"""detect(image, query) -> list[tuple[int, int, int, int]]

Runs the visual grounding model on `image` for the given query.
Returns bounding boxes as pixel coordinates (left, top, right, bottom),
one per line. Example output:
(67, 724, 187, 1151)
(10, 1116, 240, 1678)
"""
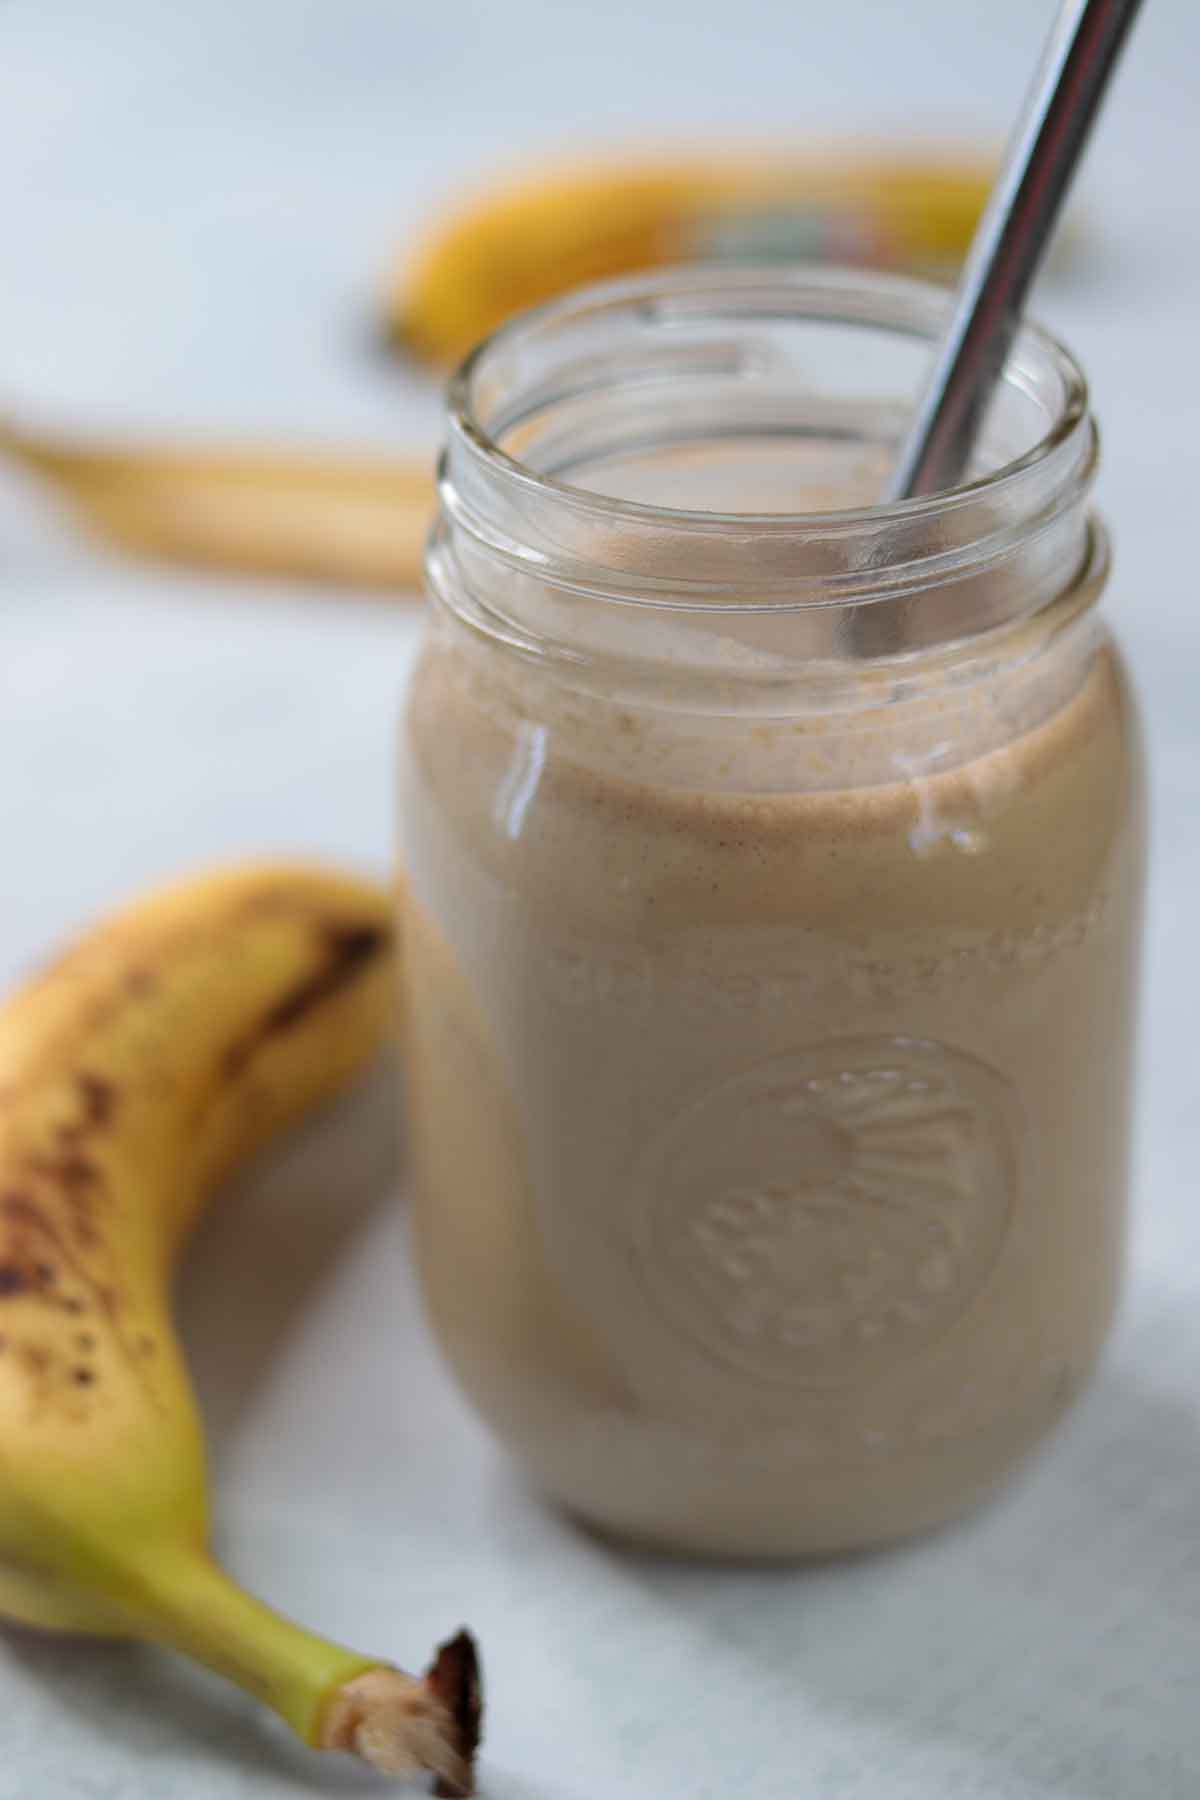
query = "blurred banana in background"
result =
(0, 419, 433, 593)
(3, 139, 1084, 594)
(387, 142, 1003, 366)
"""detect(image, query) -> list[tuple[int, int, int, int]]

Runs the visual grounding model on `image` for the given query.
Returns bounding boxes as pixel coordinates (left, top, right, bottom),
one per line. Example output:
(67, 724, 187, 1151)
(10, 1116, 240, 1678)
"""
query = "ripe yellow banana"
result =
(1, 418, 434, 592)
(389, 142, 1001, 365)
(0, 863, 481, 1793)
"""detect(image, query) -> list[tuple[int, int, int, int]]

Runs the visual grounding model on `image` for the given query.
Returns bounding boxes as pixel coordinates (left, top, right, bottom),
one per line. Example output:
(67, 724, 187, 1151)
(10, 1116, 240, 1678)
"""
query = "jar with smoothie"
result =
(399, 268, 1145, 1558)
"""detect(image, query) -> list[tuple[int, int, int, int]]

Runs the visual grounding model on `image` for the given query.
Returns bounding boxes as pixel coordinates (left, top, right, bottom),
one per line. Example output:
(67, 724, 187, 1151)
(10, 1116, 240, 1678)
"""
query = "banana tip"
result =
(375, 307, 428, 366)
(426, 1629, 483, 1798)
(320, 1630, 483, 1793)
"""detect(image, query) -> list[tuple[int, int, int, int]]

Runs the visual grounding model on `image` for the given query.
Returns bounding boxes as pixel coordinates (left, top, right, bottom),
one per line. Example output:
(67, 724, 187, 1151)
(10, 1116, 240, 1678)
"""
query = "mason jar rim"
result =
(446, 264, 1091, 535)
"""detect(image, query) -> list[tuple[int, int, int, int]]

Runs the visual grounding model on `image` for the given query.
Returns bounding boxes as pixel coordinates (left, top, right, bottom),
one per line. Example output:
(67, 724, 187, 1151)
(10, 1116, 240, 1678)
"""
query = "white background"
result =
(1, 2, 1199, 1795)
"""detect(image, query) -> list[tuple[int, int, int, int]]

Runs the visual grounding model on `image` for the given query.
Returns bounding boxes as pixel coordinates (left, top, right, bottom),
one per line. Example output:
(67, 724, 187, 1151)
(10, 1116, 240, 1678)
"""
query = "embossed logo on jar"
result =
(630, 1038, 1018, 1386)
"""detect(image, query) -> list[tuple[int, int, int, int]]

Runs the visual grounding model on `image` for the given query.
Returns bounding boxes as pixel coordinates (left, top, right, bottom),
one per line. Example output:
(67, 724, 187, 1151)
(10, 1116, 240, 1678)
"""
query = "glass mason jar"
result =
(399, 268, 1145, 1558)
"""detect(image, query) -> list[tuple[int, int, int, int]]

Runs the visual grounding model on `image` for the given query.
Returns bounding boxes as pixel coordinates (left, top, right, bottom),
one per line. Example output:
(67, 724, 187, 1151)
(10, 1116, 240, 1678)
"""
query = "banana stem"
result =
(121, 1543, 374, 1739)
(116, 1544, 480, 1791)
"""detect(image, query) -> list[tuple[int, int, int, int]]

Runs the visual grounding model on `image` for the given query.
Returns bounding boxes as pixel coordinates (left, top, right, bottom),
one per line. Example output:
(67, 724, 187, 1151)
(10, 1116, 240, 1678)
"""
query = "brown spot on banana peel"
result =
(30, 1077, 115, 1154)
(76, 1073, 116, 1129)
(23, 1151, 105, 1253)
(0, 1209, 61, 1298)
(34, 1152, 100, 1190)
(56, 1073, 118, 1148)
(221, 921, 391, 1082)
(0, 1194, 162, 1414)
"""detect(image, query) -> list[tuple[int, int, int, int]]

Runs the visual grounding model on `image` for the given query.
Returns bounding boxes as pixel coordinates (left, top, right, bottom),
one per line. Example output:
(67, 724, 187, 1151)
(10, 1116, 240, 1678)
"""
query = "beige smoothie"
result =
(399, 563, 1143, 1555)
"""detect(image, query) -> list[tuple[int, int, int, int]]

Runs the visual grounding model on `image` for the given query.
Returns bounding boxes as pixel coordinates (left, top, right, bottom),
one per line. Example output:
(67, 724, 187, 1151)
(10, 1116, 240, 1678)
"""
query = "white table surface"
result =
(2, 2, 1199, 1795)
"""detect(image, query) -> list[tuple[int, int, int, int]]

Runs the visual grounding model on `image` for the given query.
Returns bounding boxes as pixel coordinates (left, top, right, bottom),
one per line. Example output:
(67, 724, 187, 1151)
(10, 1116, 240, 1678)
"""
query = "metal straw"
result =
(885, 0, 1145, 503)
